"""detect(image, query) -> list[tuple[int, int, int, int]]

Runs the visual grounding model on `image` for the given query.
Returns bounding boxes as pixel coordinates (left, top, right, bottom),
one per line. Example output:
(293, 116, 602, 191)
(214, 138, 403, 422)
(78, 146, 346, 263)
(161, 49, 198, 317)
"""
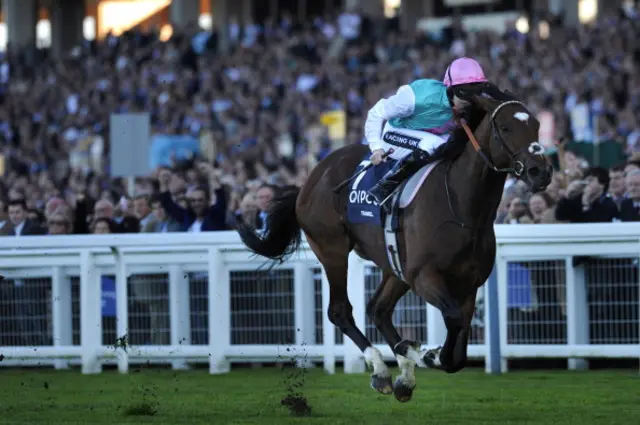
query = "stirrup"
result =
(369, 184, 394, 206)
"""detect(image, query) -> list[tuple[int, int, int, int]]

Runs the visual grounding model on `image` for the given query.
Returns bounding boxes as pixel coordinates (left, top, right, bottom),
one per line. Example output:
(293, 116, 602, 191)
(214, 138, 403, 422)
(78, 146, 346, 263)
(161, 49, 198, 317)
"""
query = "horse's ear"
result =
(504, 89, 519, 99)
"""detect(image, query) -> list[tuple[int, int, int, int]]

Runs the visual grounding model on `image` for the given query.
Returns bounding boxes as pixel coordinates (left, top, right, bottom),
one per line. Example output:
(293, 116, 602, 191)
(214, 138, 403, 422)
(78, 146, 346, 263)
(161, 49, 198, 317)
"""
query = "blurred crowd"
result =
(2, 5, 640, 238)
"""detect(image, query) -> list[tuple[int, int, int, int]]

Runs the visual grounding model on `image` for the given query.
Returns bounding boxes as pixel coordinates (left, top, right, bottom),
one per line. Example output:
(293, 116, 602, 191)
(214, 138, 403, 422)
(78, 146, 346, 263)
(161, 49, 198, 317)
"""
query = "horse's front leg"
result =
(428, 289, 478, 373)
(414, 287, 478, 374)
(390, 340, 422, 402)
(410, 267, 470, 373)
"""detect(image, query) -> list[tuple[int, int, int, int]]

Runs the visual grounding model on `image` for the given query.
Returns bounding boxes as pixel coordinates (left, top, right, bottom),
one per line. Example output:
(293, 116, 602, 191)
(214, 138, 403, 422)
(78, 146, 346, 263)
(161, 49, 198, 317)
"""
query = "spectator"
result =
(70, 194, 91, 234)
(608, 164, 627, 208)
(7, 199, 46, 236)
(528, 192, 557, 223)
(94, 199, 140, 233)
(133, 194, 156, 231)
(619, 170, 640, 221)
(337, 6, 362, 45)
(230, 191, 259, 229)
(45, 197, 67, 221)
(253, 184, 277, 234)
(143, 194, 181, 233)
(158, 168, 227, 232)
(47, 212, 73, 235)
(545, 173, 567, 203)
(113, 196, 140, 232)
(497, 197, 533, 224)
(27, 209, 45, 228)
(93, 200, 114, 222)
(0, 199, 13, 235)
(624, 160, 640, 175)
(92, 217, 115, 234)
(168, 176, 188, 209)
(555, 167, 619, 223)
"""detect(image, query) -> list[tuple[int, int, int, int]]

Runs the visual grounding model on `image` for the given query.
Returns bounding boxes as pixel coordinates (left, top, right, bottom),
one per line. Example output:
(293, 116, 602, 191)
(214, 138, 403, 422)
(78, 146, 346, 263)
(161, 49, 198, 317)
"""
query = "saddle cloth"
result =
(346, 152, 441, 281)
(346, 152, 441, 226)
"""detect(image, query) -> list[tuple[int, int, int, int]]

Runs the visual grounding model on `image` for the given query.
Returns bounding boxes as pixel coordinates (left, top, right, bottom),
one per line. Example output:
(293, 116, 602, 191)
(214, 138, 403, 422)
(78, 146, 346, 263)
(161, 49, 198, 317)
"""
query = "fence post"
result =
(637, 242, 640, 374)
(321, 267, 336, 374)
(485, 263, 502, 375)
(638, 241, 640, 374)
(565, 256, 589, 370)
(114, 248, 129, 373)
(80, 250, 102, 374)
(344, 252, 366, 373)
(169, 264, 191, 370)
(294, 262, 315, 368)
(51, 266, 72, 370)
(208, 248, 230, 374)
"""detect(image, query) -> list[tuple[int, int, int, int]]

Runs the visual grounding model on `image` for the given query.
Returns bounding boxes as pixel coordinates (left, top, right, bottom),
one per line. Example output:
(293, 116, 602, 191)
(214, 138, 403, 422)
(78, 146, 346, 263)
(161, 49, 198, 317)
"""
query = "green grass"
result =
(0, 366, 638, 424)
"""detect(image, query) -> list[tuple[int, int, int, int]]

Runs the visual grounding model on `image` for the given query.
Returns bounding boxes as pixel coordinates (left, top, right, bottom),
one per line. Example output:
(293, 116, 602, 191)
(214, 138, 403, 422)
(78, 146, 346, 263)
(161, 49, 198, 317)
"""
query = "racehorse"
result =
(237, 84, 552, 402)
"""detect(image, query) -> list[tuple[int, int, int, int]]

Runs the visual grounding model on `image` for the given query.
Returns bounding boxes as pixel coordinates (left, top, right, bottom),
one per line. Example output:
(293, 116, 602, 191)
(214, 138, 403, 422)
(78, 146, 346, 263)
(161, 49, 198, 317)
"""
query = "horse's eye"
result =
(499, 125, 510, 133)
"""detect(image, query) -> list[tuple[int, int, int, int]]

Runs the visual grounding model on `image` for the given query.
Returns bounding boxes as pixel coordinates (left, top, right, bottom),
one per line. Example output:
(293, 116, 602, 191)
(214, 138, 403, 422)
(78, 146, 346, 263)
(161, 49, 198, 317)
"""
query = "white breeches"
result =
(378, 122, 450, 161)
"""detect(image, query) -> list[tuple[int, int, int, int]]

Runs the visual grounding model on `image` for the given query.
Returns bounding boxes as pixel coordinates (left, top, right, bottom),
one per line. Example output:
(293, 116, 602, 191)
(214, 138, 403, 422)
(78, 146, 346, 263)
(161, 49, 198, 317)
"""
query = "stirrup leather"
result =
(378, 190, 397, 209)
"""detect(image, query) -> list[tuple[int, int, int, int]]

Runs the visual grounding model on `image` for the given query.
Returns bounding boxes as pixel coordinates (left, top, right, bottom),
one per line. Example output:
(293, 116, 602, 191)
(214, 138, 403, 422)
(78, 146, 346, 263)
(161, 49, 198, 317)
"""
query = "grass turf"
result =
(0, 366, 638, 424)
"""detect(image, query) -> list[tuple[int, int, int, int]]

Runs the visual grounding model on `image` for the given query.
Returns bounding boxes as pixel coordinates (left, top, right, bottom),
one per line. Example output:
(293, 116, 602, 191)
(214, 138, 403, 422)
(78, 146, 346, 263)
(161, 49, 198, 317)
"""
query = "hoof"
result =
(392, 378, 415, 403)
(370, 374, 393, 395)
(420, 346, 442, 369)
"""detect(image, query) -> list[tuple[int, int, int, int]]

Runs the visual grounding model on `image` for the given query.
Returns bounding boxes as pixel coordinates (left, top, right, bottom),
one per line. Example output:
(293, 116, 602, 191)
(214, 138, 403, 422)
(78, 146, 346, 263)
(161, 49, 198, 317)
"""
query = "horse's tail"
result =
(236, 187, 302, 265)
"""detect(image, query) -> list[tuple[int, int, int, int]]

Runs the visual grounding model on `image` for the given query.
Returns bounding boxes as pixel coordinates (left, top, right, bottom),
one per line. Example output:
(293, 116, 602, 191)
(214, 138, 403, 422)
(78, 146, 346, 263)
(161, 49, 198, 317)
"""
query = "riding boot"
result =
(368, 151, 431, 213)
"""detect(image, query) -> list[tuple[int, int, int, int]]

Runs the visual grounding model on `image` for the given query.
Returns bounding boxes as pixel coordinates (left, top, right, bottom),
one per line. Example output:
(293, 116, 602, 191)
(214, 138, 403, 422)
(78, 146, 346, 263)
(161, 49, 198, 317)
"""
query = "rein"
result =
(444, 99, 529, 230)
(455, 100, 528, 177)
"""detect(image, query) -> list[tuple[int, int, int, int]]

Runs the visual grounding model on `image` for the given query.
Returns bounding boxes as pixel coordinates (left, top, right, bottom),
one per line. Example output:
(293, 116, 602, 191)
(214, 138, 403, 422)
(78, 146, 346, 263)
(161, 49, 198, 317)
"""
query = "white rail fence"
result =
(0, 223, 638, 375)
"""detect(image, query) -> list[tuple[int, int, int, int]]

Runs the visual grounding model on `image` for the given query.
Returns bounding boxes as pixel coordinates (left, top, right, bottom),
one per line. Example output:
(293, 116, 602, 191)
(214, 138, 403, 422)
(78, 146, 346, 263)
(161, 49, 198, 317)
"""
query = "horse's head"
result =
(470, 94, 553, 193)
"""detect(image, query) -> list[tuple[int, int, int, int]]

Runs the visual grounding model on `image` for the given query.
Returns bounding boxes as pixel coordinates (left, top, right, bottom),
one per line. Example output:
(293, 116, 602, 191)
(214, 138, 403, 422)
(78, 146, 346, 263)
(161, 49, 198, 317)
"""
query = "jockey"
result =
(364, 57, 489, 210)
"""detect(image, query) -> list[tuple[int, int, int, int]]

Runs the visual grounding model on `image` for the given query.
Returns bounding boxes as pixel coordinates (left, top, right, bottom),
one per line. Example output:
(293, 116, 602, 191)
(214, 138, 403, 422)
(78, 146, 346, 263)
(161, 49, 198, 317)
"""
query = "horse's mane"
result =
(433, 83, 521, 163)
(467, 82, 521, 103)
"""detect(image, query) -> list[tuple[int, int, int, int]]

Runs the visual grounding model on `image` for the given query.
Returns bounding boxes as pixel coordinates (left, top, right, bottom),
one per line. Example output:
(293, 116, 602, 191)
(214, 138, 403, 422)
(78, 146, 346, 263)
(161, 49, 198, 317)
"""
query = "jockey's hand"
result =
(370, 149, 386, 165)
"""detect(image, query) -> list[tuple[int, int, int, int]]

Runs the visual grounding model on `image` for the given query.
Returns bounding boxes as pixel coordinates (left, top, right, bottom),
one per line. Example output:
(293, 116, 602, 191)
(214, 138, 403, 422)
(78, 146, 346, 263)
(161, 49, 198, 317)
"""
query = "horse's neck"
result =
(450, 139, 506, 229)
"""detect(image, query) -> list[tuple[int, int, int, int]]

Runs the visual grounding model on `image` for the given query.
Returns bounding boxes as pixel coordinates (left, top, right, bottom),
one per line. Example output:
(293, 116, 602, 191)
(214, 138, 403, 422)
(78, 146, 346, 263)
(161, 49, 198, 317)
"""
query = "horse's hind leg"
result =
(305, 232, 381, 389)
(367, 272, 419, 402)
(367, 271, 409, 352)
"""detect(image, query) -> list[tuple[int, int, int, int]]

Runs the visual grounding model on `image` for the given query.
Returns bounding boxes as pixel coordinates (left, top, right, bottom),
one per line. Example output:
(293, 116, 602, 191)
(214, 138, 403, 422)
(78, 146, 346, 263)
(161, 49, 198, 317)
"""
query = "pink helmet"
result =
(443, 57, 488, 87)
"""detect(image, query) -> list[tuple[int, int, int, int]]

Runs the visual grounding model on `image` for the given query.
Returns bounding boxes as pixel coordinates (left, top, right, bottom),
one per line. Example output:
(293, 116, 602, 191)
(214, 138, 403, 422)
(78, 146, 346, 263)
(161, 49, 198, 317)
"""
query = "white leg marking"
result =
(418, 346, 442, 368)
(403, 345, 422, 364)
(364, 347, 390, 378)
(395, 354, 416, 389)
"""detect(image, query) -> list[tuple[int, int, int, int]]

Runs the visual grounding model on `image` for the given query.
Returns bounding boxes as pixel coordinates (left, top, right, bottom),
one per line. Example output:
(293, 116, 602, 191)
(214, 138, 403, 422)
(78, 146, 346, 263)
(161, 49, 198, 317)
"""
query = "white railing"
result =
(0, 223, 638, 374)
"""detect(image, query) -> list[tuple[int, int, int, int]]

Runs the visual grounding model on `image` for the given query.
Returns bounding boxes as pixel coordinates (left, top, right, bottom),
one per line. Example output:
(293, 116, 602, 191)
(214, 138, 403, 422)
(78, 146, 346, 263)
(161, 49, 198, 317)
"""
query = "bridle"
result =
(455, 99, 531, 178)
(442, 98, 535, 232)
(445, 61, 531, 177)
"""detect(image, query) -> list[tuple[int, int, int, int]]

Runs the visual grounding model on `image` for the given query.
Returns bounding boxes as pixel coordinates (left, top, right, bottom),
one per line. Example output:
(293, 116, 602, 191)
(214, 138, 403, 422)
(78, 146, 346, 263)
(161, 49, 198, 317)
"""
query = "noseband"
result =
(456, 99, 531, 177)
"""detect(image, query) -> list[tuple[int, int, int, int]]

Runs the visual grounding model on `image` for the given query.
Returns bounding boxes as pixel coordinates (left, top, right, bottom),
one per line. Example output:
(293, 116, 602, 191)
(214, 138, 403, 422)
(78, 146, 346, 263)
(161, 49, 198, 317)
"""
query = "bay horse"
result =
(237, 84, 552, 402)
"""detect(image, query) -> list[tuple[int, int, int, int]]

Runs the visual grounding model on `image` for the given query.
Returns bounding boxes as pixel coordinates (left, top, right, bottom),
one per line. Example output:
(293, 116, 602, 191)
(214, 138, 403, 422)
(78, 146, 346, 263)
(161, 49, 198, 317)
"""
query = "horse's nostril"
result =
(528, 166, 541, 177)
